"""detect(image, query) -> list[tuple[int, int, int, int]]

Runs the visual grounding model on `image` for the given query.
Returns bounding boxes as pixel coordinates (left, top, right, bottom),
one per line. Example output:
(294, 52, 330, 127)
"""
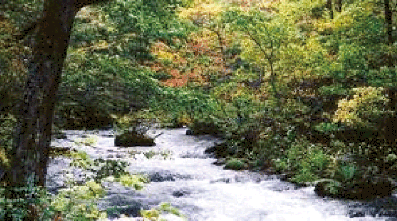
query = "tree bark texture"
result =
(4, 0, 112, 189)
(326, 0, 334, 19)
(384, 0, 394, 67)
(384, 0, 393, 45)
(7, 0, 77, 188)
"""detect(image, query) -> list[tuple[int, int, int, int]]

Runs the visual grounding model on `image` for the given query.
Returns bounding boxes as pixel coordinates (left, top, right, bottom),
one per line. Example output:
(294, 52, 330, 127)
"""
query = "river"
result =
(48, 128, 397, 221)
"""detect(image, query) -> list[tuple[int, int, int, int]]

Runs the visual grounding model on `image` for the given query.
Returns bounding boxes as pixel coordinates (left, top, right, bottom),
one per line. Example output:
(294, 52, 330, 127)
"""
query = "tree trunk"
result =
(5, 0, 78, 188)
(335, 0, 342, 12)
(2, 0, 111, 219)
(326, 0, 334, 19)
(385, 0, 393, 45)
(384, 0, 394, 67)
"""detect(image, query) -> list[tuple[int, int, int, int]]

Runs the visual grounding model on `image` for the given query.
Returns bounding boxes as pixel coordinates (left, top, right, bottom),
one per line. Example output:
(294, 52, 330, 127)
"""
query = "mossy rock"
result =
(224, 158, 246, 170)
(188, 122, 222, 136)
(115, 131, 155, 147)
(204, 142, 234, 158)
(314, 178, 395, 199)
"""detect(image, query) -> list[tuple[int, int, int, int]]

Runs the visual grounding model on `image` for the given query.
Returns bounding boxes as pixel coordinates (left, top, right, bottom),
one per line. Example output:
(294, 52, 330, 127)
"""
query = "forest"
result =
(1, 0, 397, 220)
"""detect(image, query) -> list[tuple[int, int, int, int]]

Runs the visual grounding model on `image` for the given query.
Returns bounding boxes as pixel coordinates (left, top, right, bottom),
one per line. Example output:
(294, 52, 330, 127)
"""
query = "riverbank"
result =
(46, 128, 397, 220)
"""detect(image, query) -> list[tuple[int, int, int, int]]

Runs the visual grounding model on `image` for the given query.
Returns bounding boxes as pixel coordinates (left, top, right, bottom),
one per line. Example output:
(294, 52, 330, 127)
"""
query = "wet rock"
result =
(314, 179, 340, 198)
(269, 182, 299, 192)
(186, 129, 194, 135)
(105, 202, 145, 218)
(149, 172, 175, 182)
(315, 178, 395, 200)
(188, 122, 221, 136)
(99, 184, 150, 219)
(49, 146, 71, 157)
(204, 142, 234, 158)
(346, 196, 397, 219)
(210, 178, 231, 184)
(172, 190, 191, 198)
(148, 172, 191, 182)
(179, 151, 208, 159)
(348, 210, 365, 218)
(213, 158, 226, 166)
(115, 131, 155, 147)
(53, 131, 67, 139)
(46, 158, 72, 194)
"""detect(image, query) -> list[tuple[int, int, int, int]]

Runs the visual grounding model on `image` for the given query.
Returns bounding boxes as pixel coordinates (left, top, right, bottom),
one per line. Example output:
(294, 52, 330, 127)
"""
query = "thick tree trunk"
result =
(7, 0, 78, 188)
(1, 0, 111, 219)
(4, 0, 112, 188)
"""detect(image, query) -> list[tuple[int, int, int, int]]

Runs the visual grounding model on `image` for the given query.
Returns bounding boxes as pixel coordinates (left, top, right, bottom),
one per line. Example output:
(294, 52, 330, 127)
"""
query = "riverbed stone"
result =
(172, 190, 191, 198)
(186, 129, 194, 135)
(115, 131, 155, 147)
(213, 158, 226, 166)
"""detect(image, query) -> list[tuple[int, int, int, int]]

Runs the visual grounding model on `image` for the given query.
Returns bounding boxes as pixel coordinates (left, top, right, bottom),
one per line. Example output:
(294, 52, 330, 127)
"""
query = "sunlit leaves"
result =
(333, 87, 391, 127)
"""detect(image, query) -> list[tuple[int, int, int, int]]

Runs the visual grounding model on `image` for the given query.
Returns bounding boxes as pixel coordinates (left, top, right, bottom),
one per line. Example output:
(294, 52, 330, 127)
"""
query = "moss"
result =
(224, 158, 245, 170)
(115, 131, 155, 147)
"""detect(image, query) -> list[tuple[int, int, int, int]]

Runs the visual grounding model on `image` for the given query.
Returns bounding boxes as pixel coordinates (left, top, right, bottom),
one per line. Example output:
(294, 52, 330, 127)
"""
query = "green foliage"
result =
(143, 150, 173, 160)
(51, 181, 107, 220)
(224, 158, 245, 170)
(70, 150, 94, 170)
(2, 0, 397, 202)
(140, 202, 186, 221)
(75, 135, 98, 147)
(58, 53, 161, 129)
(149, 87, 219, 127)
(275, 139, 330, 183)
(333, 86, 391, 127)
(158, 203, 184, 217)
(314, 122, 342, 134)
(141, 208, 160, 220)
(0, 182, 56, 221)
(0, 114, 16, 168)
(91, 159, 129, 181)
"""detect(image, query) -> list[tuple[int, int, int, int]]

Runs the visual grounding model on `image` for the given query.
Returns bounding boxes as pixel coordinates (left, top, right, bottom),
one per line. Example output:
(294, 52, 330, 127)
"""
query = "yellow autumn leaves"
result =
(333, 87, 390, 126)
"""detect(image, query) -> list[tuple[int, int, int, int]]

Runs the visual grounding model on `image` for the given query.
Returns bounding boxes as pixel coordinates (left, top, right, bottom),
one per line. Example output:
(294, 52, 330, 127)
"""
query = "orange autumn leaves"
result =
(150, 36, 228, 87)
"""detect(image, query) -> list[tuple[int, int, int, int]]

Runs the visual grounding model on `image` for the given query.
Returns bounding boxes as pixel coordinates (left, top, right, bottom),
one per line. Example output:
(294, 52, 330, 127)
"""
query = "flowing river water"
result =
(48, 128, 397, 221)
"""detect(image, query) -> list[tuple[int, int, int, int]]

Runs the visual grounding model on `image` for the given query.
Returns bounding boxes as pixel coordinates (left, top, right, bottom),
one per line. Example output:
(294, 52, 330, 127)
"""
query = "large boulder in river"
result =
(115, 131, 155, 147)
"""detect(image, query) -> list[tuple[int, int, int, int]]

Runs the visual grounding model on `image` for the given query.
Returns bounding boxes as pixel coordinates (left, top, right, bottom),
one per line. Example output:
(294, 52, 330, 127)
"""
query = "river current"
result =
(48, 128, 397, 221)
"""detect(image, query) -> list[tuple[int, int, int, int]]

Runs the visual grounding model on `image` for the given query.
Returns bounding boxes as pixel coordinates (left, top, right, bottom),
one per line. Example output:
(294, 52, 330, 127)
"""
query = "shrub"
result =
(333, 87, 391, 128)
(140, 202, 185, 221)
(224, 158, 245, 170)
(275, 138, 330, 183)
(51, 181, 107, 220)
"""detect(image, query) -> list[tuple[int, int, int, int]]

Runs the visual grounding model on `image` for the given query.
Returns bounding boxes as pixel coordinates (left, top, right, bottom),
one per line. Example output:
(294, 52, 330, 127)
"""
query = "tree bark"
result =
(326, 0, 334, 19)
(335, 0, 342, 12)
(5, 0, 78, 188)
(384, 0, 393, 45)
(384, 0, 394, 67)
(2, 0, 111, 218)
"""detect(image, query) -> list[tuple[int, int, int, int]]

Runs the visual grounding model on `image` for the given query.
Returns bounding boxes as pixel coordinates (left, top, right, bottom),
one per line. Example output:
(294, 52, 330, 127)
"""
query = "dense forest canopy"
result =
(1, 0, 397, 219)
